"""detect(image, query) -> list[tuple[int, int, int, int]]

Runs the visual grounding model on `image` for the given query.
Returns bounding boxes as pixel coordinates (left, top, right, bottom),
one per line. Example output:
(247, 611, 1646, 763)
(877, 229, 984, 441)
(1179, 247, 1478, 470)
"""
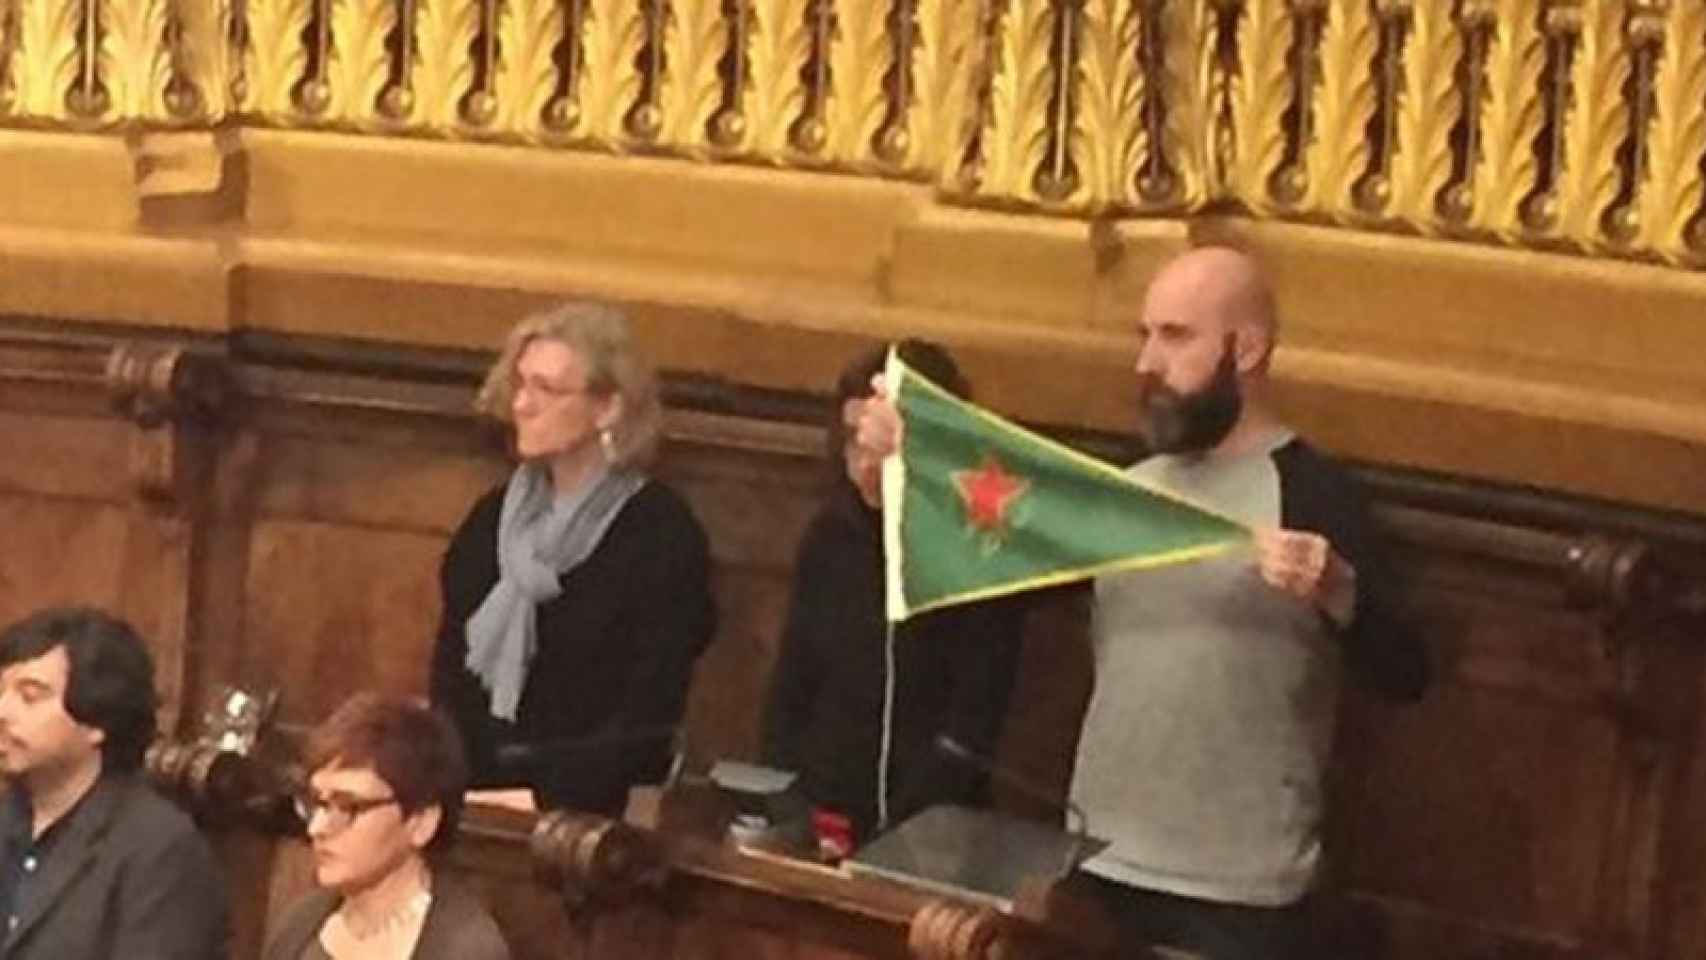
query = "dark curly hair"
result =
(825, 338, 971, 474)
(0, 607, 159, 774)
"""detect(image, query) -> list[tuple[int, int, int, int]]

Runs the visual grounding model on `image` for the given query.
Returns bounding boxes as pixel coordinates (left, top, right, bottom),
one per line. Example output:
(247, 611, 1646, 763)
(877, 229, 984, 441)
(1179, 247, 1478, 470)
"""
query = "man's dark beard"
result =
(1140, 346, 1243, 454)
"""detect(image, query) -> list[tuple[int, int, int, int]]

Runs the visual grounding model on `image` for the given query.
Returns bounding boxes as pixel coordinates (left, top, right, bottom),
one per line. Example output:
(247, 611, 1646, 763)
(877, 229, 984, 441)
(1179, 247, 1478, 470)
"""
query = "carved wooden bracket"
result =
(105, 342, 230, 502)
(144, 738, 298, 832)
(530, 809, 663, 918)
(908, 899, 1002, 960)
(106, 342, 228, 429)
(1564, 535, 1704, 632)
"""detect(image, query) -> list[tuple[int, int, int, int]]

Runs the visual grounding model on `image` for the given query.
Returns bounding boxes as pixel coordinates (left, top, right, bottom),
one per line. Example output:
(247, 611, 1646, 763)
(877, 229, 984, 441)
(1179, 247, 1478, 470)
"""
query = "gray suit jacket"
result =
(261, 873, 510, 960)
(0, 773, 229, 960)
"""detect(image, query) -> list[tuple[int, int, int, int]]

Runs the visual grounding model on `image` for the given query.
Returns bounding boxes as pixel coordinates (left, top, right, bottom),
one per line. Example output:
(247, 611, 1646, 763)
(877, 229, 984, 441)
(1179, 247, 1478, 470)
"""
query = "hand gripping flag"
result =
(881, 351, 1251, 622)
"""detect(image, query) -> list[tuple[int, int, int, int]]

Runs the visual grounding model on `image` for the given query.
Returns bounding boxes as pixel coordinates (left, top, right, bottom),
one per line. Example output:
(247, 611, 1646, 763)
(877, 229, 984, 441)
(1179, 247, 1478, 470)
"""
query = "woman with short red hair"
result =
(262, 693, 509, 960)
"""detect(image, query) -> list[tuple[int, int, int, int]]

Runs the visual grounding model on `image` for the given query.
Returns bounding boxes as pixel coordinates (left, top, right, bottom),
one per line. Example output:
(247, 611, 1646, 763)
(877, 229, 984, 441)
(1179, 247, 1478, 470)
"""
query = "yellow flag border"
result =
(883, 352, 1252, 621)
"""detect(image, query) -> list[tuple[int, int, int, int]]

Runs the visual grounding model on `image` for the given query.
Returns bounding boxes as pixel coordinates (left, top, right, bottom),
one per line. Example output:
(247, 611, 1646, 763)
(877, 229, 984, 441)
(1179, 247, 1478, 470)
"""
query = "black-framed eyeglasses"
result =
(293, 790, 400, 834)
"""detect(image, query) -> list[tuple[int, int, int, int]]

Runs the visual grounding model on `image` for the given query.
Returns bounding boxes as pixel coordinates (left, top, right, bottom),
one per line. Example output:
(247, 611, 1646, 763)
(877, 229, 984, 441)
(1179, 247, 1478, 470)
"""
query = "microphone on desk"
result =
(934, 733, 1093, 881)
(494, 724, 683, 771)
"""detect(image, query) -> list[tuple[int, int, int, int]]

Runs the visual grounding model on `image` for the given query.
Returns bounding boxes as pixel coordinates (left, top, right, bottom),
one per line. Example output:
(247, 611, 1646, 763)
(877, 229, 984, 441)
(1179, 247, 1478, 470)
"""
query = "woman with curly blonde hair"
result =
(429, 303, 715, 814)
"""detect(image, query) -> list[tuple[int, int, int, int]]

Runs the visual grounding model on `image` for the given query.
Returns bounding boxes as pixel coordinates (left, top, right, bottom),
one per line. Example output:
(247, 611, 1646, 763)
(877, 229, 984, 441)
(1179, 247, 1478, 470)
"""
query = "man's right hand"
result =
(852, 374, 904, 459)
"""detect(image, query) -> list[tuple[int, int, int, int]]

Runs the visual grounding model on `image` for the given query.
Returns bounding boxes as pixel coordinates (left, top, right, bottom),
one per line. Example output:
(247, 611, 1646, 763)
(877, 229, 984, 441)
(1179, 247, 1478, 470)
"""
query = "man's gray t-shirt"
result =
(1071, 430, 1343, 907)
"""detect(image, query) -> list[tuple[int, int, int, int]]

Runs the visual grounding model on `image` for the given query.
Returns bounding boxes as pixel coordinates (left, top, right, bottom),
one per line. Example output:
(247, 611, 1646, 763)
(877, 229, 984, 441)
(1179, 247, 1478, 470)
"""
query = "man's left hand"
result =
(1254, 528, 1357, 626)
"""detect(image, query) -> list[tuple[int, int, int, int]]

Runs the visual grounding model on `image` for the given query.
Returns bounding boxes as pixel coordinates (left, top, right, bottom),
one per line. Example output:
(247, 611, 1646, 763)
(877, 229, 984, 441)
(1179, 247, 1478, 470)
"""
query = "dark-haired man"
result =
(0, 607, 228, 960)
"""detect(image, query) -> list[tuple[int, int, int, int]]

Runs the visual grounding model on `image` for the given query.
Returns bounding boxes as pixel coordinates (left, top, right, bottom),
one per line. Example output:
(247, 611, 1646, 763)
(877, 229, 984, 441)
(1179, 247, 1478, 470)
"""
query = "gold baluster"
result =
(1388, 0, 1459, 229)
(463, 0, 499, 126)
(828, 0, 894, 166)
(406, 0, 478, 129)
(1148, 0, 1227, 208)
(872, 0, 916, 168)
(1466, 0, 1545, 240)
(1034, 0, 1081, 202)
(245, 0, 311, 119)
(913, 0, 985, 181)
(0, 0, 19, 115)
(708, 0, 752, 149)
(1555, 0, 1631, 249)
(1227, 0, 1296, 213)
(747, 0, 809, 156)
(327, 0, 398, 124)
(1517, 0, 1579, 236)
(295, 0, 332, 115)
(1602, 0, 1661, 246)
(378, 0, 413, 120)
(498, 0, 565, 137)
(1300, 0, 1377, 216)
(625, 0, 666, 141)
(1352, 0, 1410, 217)
(580, 0, 646, 145)
(103, 0, 173, 120)
(1267, 0, 1324, 209)
(1437, 0, 1494, 227)
(978, 0, 1054, 200)
(1069, 0, 1140, 209)
(790, 0, 833, 155)
(66, 0, 108, 118)
(541, 0, 585, 135)
(1639, 0, 1706, 261)
(661, 0, 729, 151)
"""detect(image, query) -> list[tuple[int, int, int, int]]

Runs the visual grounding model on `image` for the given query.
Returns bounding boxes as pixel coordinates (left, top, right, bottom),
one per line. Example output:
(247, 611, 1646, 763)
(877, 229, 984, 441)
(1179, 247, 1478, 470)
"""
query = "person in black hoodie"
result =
(761, 340, 1025, 843)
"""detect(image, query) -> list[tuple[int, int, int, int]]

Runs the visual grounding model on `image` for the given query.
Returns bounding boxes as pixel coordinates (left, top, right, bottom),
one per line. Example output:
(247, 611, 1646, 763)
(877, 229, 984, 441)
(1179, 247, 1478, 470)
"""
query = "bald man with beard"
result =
(854, 247, 1428, 959)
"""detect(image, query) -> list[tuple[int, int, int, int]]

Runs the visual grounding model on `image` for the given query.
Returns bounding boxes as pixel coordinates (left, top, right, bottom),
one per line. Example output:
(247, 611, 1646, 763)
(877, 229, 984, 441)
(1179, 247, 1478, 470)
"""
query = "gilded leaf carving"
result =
(0, 4, 16, 114)
(1389, 0, 1461, 229)
(327, 0, 397, 122)
(15, 0, 80, 117)
(1159, 0, 1224, 206)
(581, 0, 646, 143)
(1072, 0, 1143, 207)
(1468, 7, 1544, 237)
(748, 0, 811, 154)
(1639, 0, 1706, 259)
(174, 0, 233, 118)
(827, 0, 892, 165)
(1558, 0, 1630, 244)
(414, 0, 480, 128)
(1227, 0, 1293, 212)
(101, 0, 173, 119)
(910, 0, 982, 172)
(1303, 0, 1378, 214)
(662, 0, 729, 149)
(496, 0, 565, 136)
(244, 0, 311, 117)
(980, 0, 1054, 200)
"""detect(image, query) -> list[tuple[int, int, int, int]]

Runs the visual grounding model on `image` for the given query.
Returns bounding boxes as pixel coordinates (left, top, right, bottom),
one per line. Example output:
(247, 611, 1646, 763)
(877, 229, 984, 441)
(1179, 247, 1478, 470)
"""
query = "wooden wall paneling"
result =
(0, 364, 132, 627)
(1329, 522, 1620, 954)
(232, 371, 508, 725)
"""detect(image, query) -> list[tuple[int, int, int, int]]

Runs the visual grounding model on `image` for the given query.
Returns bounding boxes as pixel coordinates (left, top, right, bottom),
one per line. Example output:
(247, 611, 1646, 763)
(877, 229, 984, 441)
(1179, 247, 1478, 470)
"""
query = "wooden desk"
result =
(145, 744, 1180, 960)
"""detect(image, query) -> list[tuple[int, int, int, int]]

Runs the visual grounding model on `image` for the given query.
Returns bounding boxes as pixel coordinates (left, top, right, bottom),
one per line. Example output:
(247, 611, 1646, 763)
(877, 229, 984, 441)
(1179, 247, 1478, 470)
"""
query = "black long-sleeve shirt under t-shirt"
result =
(430, 479, 716, 815)
(762, 484, 1026, 841)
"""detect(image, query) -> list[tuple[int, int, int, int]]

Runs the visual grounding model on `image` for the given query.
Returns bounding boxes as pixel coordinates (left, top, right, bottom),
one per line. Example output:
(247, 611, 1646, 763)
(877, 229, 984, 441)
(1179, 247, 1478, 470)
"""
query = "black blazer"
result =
(430, 479, 716, 814)
(0, 773, 228, 960)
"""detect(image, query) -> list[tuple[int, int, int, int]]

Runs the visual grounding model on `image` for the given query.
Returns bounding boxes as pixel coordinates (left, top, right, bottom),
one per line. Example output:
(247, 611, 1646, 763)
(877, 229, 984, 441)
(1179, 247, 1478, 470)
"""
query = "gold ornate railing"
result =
(2, 0, 1704, 263)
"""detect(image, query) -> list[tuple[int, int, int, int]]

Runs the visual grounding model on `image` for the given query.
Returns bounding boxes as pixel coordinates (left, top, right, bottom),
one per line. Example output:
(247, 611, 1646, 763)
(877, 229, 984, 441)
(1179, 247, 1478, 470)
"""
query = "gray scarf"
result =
(464, 462, 646, 720)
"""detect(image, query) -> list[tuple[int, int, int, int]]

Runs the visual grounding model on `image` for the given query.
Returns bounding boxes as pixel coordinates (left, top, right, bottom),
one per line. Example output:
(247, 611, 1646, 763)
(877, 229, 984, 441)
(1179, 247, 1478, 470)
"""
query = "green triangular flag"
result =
(881, 351, 1251, 621)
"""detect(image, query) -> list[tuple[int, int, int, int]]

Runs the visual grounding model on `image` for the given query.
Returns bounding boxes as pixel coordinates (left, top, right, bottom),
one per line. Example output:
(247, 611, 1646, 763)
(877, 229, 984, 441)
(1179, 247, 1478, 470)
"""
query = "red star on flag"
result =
(954, 454, 1030, 535)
